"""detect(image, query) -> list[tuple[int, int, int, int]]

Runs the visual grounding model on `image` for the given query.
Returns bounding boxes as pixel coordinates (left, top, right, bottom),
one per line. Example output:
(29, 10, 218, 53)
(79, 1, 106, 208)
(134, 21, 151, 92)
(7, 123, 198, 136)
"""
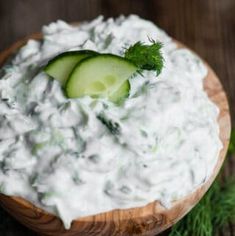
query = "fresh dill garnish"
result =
(169, 129, 235, 236)
(124, 39, 164, 75)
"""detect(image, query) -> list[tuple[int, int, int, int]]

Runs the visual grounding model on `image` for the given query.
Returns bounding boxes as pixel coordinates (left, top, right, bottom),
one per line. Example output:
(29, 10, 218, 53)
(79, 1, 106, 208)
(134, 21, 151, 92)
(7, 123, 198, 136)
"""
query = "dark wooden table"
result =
(0, 0, 234, 235)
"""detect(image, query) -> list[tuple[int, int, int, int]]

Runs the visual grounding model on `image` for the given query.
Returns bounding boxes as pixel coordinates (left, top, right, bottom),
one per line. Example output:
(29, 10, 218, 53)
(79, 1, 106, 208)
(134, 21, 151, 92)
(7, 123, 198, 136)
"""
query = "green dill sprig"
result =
(212, 178, 235, 229)
(169, 183, 216, 236)
(124, 39, 164, 75)
(169, 179, 235, 236)
(228, 129, 235, 155)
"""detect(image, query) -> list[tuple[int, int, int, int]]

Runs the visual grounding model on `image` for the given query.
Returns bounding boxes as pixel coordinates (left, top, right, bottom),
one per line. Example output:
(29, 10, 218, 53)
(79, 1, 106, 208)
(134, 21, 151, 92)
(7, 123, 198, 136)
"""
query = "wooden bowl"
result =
(0, 32, 231, 236)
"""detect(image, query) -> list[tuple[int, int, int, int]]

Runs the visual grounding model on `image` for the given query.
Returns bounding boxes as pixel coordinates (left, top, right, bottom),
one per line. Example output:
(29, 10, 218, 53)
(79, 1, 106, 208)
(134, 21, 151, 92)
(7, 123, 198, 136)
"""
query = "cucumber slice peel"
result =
(44, 50, 97, 86)
(65, 54, 137, 102)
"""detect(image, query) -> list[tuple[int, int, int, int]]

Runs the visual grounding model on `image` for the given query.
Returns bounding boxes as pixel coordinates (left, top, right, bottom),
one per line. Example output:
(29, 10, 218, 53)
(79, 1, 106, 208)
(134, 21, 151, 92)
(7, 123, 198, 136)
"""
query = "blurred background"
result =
(0, 0, 234, 235)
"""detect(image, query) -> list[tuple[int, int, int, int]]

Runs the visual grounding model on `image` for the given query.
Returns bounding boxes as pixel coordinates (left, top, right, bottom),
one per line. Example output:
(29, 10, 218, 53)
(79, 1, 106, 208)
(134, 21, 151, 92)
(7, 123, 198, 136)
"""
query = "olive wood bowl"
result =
(0, 31, 231, 236)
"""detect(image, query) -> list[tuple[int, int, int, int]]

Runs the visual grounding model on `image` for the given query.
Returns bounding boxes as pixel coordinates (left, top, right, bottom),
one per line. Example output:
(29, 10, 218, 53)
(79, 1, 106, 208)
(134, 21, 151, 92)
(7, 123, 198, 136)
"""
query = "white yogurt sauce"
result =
(0, 15, 222, 229)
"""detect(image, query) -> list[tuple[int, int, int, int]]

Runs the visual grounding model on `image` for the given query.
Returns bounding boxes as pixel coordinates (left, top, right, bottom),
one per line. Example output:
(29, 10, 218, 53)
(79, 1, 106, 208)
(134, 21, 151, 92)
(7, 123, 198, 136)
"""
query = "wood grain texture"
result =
(0, 30, 231, 236)
(0, 1, 234, 235)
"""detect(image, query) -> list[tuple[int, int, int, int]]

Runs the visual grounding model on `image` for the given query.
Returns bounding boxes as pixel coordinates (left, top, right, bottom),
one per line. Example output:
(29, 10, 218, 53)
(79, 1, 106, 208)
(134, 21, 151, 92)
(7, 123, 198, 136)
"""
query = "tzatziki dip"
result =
(0, 15, 222, 229)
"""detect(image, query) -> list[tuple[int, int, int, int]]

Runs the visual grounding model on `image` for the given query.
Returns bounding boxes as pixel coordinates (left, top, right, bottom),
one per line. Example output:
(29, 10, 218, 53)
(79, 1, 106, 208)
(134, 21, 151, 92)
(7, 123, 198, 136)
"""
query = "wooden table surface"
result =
(0, 0, 234, 235)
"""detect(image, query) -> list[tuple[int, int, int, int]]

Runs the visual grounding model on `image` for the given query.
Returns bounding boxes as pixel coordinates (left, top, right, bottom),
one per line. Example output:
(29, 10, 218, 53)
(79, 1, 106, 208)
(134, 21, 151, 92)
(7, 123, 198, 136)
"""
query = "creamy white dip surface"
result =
(0, 15, 222, 229)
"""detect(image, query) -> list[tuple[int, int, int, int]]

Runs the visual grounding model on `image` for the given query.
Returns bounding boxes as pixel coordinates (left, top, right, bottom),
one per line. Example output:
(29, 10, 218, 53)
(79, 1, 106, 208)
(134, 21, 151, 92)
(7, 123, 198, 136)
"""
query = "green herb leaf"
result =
(169, 179, 235, 236)
(97, 113, 121, 135)
(169, 183, 216, 236)
(124, 39, 164, 75)
(228, 129, 235, 155)
(212, 178, 235, 229)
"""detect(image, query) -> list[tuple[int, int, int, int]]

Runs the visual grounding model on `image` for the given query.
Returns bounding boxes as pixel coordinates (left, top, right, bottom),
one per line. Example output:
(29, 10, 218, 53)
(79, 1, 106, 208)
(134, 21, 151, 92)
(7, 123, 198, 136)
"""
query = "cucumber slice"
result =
(109, 80, 130, 103)
(65, 54, 137, 102)
(44, 50, 97, 86)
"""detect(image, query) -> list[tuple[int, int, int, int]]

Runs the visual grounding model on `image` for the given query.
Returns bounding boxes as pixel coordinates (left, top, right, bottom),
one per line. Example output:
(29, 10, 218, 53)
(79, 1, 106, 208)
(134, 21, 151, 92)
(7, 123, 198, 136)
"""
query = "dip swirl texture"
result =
(0, 15, 222, 229)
